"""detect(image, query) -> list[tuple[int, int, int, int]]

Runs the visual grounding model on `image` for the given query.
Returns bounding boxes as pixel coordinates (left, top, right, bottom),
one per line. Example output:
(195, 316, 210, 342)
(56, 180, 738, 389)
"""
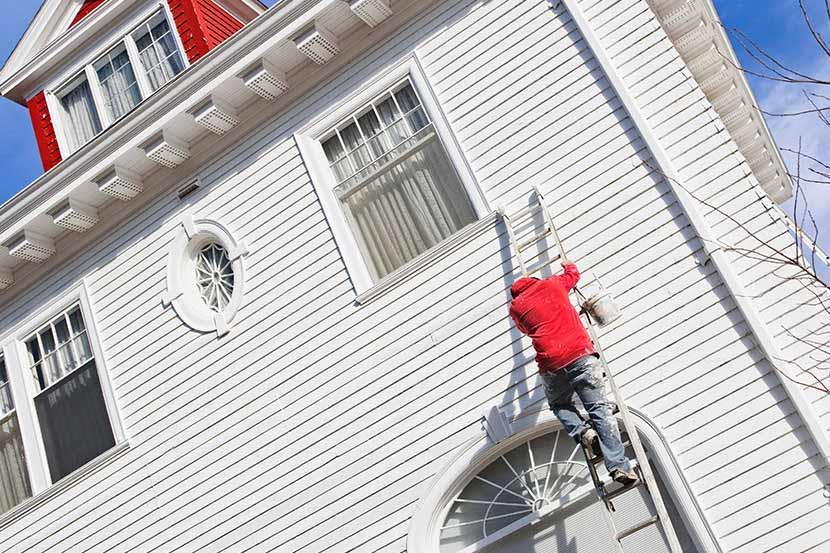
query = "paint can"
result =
(582, 288, 622, 327)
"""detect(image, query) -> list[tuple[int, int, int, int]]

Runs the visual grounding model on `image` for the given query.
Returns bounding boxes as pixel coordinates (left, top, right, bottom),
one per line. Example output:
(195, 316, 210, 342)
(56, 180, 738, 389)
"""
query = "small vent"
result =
(242, 60, 289, 101)
(721, 104, 752, 132)
(732, 124, 761, 149)
(193, 97, 240, 136)
(0, 268, 12, 290)
(350, 0, 393, 27)
(659, 2, 700, 39)
(144, 132, 190, 168)
(294, 24, 340, 65)
(97, 166, 144, 201)
(8, 231, 56, 263)
(52, 199, 99, 233)
(649, 0, 686, 14)
(699, 70, 733, 99)
(685, 45, 724, 80)
(177, 179, 201, 200)
(750, 157, 776, 181)
(673, 23, 711, 60)
(711, 87, 742, 114)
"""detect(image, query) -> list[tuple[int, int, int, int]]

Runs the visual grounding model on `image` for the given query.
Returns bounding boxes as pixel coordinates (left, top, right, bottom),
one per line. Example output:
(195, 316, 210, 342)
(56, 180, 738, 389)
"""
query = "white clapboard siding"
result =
(0, 0, 828, 551)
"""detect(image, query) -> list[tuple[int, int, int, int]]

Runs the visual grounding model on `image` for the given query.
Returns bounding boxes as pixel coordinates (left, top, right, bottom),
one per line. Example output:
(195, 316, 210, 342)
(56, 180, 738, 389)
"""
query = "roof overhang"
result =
(0, 0, 268, 105)
(648, 0, 793, 203)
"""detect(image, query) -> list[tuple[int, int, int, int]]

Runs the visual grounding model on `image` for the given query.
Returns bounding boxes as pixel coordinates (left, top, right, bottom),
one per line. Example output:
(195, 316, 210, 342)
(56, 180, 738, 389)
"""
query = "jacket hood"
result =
(510, 277, 540, 299)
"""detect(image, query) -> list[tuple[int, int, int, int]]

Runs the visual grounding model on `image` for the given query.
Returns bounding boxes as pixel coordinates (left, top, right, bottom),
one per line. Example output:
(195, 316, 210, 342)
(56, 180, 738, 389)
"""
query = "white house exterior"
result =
(0, 0, 828, 552)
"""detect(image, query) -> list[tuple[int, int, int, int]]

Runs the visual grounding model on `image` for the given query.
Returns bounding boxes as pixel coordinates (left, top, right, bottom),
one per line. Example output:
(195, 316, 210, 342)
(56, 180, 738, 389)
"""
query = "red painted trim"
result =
(70, 0, 107, 28)
(169, 0, 245, 64)
(27, 92, 63, 172)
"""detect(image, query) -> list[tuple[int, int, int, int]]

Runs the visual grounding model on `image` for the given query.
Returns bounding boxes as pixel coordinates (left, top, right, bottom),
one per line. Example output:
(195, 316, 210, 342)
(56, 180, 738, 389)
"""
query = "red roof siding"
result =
(170, 0, 244, 64)
(27, 92, 63, 172)
(197, 0, 244, 49)
(70, 0, 107, 28)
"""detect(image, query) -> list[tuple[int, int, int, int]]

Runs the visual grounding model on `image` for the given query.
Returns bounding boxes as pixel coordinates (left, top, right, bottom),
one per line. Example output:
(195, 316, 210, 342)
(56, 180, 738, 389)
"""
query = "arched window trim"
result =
(407, 406, 723, 553)
(163, 213, 248, 337)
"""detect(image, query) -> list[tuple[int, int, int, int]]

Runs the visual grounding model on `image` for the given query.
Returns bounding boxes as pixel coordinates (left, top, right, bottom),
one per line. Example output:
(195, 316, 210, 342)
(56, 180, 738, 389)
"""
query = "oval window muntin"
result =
(165, 215, 247, 337)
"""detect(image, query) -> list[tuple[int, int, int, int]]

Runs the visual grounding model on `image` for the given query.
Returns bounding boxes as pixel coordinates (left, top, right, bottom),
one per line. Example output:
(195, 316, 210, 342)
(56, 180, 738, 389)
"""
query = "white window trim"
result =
(295, 54, 489, 297)
(163, 213, 248, 337)
(0, 279, 125, 493)
(406, 406, 722, 553)
(45, 2, 189, 156)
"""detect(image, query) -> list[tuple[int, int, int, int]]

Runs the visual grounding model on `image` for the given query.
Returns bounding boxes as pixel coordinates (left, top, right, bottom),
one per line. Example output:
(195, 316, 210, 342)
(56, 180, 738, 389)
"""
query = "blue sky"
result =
(0, 1, 826, 247)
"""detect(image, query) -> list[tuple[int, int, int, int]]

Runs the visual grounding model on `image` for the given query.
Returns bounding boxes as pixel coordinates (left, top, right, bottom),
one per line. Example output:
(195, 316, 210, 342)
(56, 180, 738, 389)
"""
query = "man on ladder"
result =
(509, 257, 639, 486)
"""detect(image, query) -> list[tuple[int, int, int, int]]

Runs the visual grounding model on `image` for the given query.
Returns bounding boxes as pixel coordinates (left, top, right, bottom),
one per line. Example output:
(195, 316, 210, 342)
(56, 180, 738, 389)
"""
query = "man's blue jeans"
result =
(541, 354, 632, 473)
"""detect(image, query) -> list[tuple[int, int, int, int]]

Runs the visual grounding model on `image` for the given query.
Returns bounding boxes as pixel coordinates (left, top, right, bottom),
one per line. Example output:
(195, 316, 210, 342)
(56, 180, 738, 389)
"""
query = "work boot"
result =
(579, 428, 601, 459)
(610, 467, 639, 486)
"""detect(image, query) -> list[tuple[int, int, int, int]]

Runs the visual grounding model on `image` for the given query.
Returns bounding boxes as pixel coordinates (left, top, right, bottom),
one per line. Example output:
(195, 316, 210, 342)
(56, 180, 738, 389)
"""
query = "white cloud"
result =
(754, 56, 830, 254)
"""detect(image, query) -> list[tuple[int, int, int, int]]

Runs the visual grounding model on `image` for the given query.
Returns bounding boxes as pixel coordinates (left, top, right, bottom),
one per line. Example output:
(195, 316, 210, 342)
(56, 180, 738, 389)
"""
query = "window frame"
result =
(295, 55, 489, 296)
(93, 41, 145, 122)
(0, 280, 125, 494)
(406, 408, 721, 553)
(45, 3, 188, 156)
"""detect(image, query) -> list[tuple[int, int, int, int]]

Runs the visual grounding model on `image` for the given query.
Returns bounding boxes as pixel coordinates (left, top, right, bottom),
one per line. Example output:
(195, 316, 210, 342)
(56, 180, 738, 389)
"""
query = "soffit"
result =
(648, 0, 792, 203)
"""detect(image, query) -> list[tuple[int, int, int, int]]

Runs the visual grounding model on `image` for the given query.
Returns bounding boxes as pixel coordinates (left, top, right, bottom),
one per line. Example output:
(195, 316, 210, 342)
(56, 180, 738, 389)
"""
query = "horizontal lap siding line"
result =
(97, 179, 320, 346)
(8, 1, 818, 552)
(101, 181, 326, 369)
(90, 151, 308, 315)
(91, 142, 305, 310)
(0, 0, 494, 544)
(110, 213, 720, 544)
(584, 2, 830, 548)
(428, 0, 568, 93)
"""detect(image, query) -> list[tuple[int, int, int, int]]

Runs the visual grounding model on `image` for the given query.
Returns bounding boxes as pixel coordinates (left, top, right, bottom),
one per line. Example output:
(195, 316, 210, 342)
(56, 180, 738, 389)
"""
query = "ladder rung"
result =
(603, 478, 642, 502)
(517, 227, 552, 252)
(615, 515, 660, 541)
(526, 254, 562, 275)
(511, 203, 543, 220)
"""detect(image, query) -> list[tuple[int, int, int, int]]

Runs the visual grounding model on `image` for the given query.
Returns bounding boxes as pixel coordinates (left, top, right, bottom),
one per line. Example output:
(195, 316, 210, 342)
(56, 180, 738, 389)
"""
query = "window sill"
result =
(354, 211, 500, 305)
(0, 441, 131, 530)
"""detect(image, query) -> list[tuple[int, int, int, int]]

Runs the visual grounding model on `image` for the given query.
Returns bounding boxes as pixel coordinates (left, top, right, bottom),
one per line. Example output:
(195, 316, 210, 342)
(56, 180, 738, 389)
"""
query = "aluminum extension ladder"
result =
(499, 187, 684, 553)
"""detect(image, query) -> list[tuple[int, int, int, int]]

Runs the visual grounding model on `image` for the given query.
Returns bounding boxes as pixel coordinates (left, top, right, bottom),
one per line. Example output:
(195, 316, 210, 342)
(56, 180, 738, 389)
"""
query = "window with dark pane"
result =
(25, 306, 114, 482)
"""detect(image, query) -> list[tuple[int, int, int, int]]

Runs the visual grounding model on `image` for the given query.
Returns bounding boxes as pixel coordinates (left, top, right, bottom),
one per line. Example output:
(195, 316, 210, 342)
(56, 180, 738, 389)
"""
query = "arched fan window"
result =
(434, 426, 702, 553)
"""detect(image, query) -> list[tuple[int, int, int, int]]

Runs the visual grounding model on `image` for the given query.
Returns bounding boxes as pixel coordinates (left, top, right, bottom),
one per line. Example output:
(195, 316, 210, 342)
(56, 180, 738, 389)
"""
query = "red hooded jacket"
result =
(509, 263, 596, 373)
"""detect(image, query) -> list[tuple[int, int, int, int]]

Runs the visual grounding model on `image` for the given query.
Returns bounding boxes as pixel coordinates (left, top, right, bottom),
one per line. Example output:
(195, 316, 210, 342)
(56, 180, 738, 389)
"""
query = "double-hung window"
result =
(95, 44, 142, 121)
(57, 75, 103, 154)
(52, 9, 186, 155)
(318, 79, 478, 283)
(133, 13, 185, 92)
(24, 305, 115, 483)
(0, 357, 32, 515)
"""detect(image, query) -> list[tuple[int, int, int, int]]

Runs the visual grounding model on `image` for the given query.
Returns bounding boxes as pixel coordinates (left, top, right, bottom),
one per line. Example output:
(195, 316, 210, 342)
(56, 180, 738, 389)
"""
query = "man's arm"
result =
(559, 258, 580, 290)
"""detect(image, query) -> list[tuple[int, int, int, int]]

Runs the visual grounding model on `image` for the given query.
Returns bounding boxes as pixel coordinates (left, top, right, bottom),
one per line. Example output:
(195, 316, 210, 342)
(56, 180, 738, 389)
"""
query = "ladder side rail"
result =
(583, 318, 684, 552)
(499, 210, 529, 276)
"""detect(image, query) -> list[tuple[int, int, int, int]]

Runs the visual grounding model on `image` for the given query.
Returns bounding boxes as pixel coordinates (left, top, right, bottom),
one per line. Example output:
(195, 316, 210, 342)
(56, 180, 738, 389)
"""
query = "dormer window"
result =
(133, 13, 185, 92)
(57, 75, 103, 154)
(50, 9, 186, 155)
(94, 44, 142, 121)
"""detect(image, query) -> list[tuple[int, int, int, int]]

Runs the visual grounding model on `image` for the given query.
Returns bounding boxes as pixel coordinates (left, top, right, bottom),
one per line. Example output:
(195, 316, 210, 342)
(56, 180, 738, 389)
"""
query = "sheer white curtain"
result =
(0, 413, 31, 515)
(136, 19, 185, 91)
(323, 84, 476, 280)
(97, 48, 142, 120)
(0, 361, 31, 515)
(60, 79, 102, 153)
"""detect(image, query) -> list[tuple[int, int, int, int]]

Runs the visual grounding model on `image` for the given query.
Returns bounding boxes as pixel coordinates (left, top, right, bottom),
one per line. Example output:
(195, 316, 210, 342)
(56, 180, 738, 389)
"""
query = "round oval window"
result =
(165, 217, 246, 336)
(195, 243, 235, 312)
